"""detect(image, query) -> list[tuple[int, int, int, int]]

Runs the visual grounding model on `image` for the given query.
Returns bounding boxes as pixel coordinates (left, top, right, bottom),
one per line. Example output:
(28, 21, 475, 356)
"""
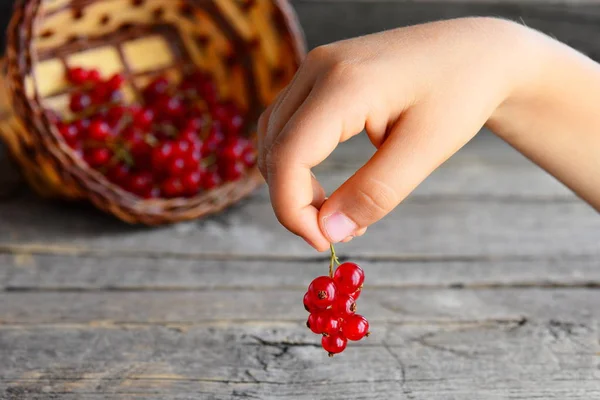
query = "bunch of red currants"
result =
(303, 245, 370, 357)
(54, 66, 256, 199)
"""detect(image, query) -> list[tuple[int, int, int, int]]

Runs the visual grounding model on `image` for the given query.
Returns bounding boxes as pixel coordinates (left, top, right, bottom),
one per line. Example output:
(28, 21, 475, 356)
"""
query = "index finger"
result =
(266, 80, 368, 251)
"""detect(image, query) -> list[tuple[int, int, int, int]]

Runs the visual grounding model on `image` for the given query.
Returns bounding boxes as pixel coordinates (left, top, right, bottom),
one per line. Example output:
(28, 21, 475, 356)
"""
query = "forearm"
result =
(488, 24, 600, 211)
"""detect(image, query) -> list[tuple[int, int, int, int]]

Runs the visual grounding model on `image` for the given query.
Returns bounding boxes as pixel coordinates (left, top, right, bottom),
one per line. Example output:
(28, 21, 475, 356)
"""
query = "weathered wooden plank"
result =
(2, 253, 599, 291)
(0, 289, 598, 325)
(1, 321, 598, 398)
(0, 192, 595, 259)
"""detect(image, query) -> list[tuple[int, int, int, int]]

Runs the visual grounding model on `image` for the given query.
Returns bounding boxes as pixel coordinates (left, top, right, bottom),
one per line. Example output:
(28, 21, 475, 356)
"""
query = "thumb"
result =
(318, 109, 476, 243)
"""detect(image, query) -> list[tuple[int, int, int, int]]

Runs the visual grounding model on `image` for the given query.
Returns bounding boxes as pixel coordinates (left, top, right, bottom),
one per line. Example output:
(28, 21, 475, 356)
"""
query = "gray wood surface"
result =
(1, 131, 599, 399)
(1, 1, 600, 398)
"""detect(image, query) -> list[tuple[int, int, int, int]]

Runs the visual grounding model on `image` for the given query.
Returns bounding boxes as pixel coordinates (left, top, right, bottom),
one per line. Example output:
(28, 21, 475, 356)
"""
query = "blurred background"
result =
(2, 2, 600, 398)
(1, 0, 599, 57)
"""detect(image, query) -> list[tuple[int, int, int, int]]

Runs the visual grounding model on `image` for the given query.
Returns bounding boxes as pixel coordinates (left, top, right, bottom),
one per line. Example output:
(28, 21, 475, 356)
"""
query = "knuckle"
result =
(322, 60, 360, 85)
(355, 179, 398, 217)
(264, 140, 284, 174)
(306, 44, 335, 65)
(273, 207, 293, 230)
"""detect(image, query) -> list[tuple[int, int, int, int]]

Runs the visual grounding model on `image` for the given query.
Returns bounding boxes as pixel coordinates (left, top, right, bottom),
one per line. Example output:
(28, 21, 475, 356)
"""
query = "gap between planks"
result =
(0, 242, 596, 263)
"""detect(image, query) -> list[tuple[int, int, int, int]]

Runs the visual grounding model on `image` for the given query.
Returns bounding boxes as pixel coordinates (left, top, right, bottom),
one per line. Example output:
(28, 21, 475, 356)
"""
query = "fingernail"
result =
(323, 212, 358, 243)
(342, 236, 354, 243)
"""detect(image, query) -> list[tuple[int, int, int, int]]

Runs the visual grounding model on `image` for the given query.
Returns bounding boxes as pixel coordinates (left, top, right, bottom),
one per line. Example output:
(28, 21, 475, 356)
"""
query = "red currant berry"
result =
(87, 69, 102, 83)
(332, 293, 357, 317)
(181, 171, 201, 196)
(303, 292, 314, 312)
(307, 310, 329, 334)
(225, 114, 244, 136)
(180, 129, 201, 145)
(106, 106, 127, 127)
(151, 142, 174, 170)
(351, 288, 362, 301)
(320, 310, 342, 335)
(220, 138, 248, 161)
(107, 73, 126, 91)
(342, 315, 370, 341)
(58, 123, 80, 144)
(143, 76, 170, 103)
(87, 120, 112, 141)
(333, 262, 365, 295)
(74, 118, 90, 131)
(183, 151, 201, 171)
(211, 103, 229, 123)
(241, 147, 257, 168)
(69, 92, 91, 113)
(219, 161, 245, 182)
(84, 148, 112, 167)
(201, 169, 222, 190)
(157, 95, 185, 120)
(66, 67, 89, 85)
(167, 157, 186, 176)
(203, 126, 225, 155)
(133, 108, 155, 129)
(90, 85, 109, 105)
(162, 177, 184, 198)
(307, 276, 337, 309)
(127, 172, 153, 195)
(322, 333, 347, 356)
(126, 134, 153, 169)
(173, 140, 191, 157)
(182, 114, 208, 132)
(122, 127, 145, 147)
(106, 163, 130, 185)
(198, 79, 218, 104)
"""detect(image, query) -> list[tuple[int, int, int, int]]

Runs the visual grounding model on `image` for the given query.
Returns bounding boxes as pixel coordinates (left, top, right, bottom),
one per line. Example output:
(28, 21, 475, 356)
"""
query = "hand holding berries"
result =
(304, 245, 369, 357)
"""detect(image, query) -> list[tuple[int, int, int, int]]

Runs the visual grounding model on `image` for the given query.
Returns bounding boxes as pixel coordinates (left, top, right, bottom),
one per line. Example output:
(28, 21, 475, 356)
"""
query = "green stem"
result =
(329, 244, 341, 278)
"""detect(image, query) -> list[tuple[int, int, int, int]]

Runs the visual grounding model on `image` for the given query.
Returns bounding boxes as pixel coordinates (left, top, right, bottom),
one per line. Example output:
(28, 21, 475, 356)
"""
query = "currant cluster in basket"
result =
(53, 66, 257, 199)
(304, 252, 369, 357)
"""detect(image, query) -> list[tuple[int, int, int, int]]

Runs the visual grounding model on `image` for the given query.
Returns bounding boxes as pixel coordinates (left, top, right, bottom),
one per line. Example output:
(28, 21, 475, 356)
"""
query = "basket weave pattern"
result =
(1, 0, 305, 224)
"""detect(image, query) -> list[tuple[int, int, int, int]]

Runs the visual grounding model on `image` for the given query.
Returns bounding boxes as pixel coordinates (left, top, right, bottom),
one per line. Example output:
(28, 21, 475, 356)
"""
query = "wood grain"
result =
(2, 321, 598, 399)
(2, 253, 599, 291)
(0, 2, 599, 399)
(1, 288, 599, 325)
(0, 188, 594, 260)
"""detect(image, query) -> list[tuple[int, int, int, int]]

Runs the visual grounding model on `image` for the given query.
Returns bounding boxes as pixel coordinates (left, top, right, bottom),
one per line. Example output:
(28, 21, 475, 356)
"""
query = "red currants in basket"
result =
(304, 245, 369, 357)
(55, 66, 257, 200)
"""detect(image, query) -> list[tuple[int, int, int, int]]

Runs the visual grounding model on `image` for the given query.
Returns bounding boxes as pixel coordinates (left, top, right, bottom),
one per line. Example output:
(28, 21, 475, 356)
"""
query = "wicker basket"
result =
(0, 0, 305, 224)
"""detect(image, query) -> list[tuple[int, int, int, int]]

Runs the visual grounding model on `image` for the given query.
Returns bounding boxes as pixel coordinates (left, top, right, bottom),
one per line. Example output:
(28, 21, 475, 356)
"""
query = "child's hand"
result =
(258, 17, 600, 251)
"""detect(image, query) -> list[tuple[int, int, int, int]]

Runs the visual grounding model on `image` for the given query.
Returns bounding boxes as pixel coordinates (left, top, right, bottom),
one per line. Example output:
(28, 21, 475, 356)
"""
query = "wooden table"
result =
(1, 1, 600, 398)
(1, 130, 599, 399)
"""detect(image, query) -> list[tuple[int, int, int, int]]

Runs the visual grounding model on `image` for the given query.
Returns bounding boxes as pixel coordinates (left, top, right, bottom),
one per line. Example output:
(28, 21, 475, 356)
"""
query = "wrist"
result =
(486, 21, 556, 138)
